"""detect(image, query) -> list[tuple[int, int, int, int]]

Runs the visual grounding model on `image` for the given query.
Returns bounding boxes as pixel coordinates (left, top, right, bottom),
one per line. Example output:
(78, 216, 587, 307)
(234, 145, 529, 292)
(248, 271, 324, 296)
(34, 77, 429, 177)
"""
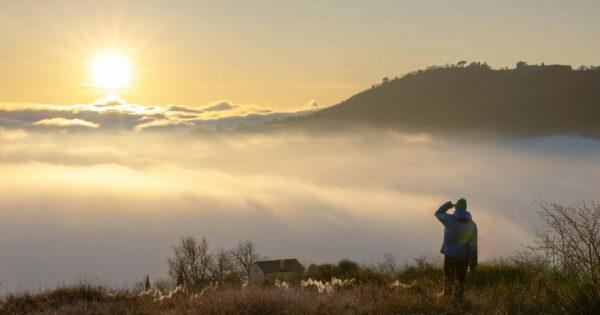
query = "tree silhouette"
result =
(168, 237, 213, 288)
(231, 240, 260, 279)
(516, 61, 527, 70)
(144, 275, 151, 291)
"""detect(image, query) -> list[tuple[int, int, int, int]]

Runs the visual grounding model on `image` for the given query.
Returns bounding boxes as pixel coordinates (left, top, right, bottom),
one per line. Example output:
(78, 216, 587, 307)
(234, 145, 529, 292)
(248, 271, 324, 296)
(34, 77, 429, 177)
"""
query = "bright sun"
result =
(91, 50, 132, 89)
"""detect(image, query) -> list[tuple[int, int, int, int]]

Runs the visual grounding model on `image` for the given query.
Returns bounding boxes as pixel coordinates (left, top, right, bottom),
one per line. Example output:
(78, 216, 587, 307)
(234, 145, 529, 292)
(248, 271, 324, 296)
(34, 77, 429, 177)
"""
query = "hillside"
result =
(286, 63, 600, 137)
(0, 258, 590, 314)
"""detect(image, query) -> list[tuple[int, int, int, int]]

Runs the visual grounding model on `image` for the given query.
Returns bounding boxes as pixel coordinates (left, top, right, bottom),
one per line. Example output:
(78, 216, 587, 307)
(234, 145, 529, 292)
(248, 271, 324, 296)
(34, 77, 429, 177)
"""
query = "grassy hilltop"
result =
(0, 256, 597, 314)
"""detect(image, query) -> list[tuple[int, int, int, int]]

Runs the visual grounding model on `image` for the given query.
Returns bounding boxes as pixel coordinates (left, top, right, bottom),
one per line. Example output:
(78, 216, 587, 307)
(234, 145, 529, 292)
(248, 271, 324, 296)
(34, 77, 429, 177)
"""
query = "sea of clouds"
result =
(1, 99, 599, 292)
(0, 96, 317, 133)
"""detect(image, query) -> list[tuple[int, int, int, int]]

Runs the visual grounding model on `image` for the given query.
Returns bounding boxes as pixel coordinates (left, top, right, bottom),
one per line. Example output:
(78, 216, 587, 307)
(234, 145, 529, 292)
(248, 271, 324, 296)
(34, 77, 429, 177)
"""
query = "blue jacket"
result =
(435, 201, 477, 266)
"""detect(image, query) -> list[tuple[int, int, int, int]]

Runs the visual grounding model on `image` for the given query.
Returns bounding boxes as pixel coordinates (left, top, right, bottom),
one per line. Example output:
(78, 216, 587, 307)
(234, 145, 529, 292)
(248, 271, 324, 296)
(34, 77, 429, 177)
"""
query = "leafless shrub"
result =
(211, 247, 235, 281)
(378, 252, 398, 274)
(168, 237, 213, 288)
(168, 237, 258, 288)
(153, 278, 176, 293)
(534, 201, 600, 285)
(231, 240, 260, 280)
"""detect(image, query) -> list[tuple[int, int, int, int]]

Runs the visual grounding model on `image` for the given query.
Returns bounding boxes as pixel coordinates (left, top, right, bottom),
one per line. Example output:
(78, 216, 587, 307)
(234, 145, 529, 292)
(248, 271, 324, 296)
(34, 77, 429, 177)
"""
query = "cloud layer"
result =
(0, 127, 599, 292)
(0, 96, 316, 133)
(33, 118, 100, 128)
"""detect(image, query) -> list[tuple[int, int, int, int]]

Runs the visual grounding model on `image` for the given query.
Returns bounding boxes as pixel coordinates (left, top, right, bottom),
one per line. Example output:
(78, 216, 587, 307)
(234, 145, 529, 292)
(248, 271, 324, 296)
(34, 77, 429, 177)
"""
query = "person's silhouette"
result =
(435, 198, 478, 299)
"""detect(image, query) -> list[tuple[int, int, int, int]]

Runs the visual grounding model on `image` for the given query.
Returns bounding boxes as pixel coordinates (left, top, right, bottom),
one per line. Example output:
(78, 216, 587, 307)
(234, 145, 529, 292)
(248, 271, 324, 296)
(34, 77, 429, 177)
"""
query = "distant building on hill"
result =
(516, 61, 572, 72)
(249, 259, 304, 285)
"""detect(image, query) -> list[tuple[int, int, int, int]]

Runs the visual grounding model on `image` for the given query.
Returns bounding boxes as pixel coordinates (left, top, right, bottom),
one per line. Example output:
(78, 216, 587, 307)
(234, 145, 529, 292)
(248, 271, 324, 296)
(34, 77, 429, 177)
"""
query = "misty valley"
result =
(1, 129, 598, 293)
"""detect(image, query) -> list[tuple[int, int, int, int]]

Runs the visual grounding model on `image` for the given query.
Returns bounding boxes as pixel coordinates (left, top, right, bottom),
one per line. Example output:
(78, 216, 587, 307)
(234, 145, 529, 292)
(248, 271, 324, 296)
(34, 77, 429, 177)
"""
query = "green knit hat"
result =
(455, 198, 467, 211)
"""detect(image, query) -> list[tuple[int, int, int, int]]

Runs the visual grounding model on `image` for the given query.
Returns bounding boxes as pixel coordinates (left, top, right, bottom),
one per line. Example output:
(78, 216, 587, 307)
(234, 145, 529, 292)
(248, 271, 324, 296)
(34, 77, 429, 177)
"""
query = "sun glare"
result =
(91, 50, 132, 89)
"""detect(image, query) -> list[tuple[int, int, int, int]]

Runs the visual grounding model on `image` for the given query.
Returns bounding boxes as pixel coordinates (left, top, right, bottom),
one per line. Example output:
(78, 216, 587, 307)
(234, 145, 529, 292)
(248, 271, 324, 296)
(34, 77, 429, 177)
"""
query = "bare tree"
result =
(378, 252, 398, 274)
(211, 247, 234, 281)
(168, 247, 188, 286)
(231, 240, 260, 279)
(168, 236, 214, 288)
(534, 201, 600, 285)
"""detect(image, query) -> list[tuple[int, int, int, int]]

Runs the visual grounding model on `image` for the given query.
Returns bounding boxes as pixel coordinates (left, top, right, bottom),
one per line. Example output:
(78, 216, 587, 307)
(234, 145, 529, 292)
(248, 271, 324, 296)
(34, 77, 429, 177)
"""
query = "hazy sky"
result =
(1, 0, 599, 109)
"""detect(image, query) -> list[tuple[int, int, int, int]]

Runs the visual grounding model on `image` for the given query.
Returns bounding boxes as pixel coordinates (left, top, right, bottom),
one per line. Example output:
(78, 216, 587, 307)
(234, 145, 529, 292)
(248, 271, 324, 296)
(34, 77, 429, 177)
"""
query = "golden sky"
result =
(1, 0, 599, 110)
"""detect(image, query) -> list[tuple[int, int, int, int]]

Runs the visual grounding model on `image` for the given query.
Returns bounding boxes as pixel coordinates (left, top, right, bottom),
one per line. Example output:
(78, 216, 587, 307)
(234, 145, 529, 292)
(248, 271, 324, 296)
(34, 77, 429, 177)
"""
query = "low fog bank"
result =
(0, 129, 599, 292)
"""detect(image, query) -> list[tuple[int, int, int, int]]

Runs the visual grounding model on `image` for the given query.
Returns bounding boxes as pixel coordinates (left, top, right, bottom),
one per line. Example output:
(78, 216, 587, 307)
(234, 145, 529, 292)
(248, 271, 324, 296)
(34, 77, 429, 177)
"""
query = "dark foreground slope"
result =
(284, 64, 600, 137)
(1, 259, 596, 314)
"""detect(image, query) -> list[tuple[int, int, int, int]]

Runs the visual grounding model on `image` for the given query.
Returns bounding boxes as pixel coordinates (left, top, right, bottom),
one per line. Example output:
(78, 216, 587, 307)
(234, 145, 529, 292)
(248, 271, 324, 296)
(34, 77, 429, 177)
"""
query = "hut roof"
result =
(252, 259, 304, 273)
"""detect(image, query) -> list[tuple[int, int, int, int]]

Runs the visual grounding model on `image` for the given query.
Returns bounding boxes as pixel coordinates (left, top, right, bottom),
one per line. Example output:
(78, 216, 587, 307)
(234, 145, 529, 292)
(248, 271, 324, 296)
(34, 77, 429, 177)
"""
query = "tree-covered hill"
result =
(286, 62, 600, 137)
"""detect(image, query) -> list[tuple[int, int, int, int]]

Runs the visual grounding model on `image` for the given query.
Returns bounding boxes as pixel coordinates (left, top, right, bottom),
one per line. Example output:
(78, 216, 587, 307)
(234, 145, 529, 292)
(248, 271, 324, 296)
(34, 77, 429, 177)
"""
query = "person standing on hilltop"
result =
(435, 198, 478, 299)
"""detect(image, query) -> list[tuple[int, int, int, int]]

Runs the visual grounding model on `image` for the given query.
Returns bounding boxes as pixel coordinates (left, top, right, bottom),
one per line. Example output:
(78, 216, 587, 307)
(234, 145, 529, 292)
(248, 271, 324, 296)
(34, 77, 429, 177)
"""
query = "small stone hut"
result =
(248, 258, 304, 285)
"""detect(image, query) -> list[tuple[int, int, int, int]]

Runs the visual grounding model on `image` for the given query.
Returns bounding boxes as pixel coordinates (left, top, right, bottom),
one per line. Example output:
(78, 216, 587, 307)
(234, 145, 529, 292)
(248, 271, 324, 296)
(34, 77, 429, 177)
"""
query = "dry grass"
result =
(1, 262, 582, 315)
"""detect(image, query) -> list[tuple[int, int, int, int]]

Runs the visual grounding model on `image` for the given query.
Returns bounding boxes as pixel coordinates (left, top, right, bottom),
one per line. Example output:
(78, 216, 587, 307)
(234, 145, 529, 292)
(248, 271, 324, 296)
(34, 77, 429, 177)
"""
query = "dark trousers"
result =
(444, 255, 468, 298)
